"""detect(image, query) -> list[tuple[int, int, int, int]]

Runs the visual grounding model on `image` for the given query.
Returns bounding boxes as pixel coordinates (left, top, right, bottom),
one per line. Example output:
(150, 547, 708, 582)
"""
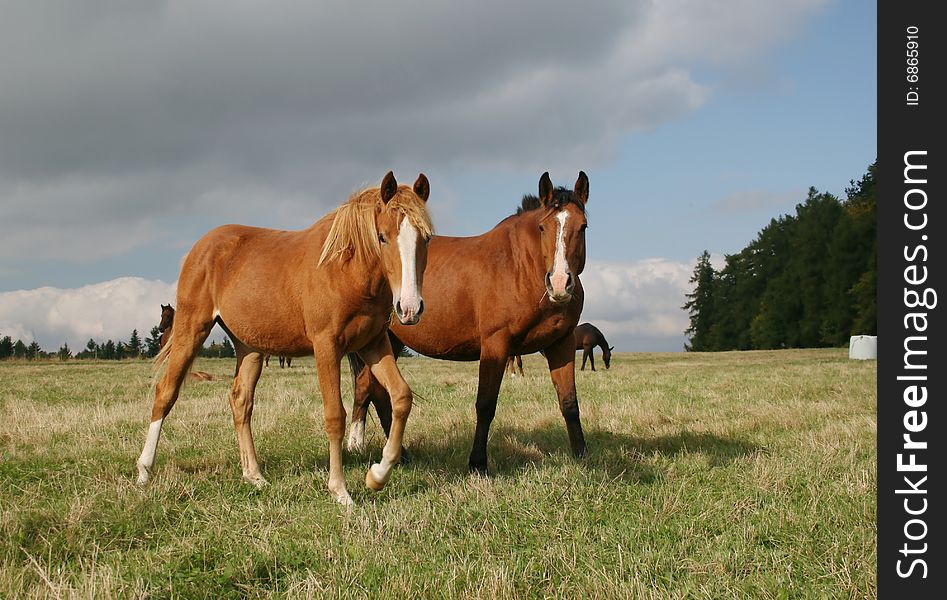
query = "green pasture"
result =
(0, 349, 876, 598)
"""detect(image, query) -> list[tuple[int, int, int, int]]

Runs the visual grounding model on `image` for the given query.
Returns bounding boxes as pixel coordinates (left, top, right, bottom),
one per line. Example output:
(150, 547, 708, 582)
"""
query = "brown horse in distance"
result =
(157, 304, 174, 350)
(506, 355, 524, 377)
(348, 172, 590, 473)
(138, 171, 433, 505)
(264, 355, 292, 368)
(575, 323, 614, 371)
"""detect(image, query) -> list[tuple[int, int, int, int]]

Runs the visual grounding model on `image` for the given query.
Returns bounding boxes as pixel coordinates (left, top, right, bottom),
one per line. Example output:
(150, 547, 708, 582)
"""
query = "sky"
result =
(0, 0, 876, 353)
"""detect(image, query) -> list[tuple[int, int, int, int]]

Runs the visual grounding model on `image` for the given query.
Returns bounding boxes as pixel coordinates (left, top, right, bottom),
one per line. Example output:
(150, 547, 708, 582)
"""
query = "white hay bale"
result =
(849, 335, 877, 360)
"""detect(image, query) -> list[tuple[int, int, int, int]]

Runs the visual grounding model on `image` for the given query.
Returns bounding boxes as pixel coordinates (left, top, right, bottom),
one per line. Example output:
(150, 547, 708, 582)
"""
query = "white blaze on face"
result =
(549, 210, 571, 296)
(395, 216, 422, 321)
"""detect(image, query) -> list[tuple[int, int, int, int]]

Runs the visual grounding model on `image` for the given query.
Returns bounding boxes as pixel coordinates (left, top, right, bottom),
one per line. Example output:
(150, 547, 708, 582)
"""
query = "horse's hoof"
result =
(136, 463, 151, 485)
(243, 474, 269, 489)
(335, 492, 354, 507)
(365, 464, 389, 491)
(467, 462, 491, 477)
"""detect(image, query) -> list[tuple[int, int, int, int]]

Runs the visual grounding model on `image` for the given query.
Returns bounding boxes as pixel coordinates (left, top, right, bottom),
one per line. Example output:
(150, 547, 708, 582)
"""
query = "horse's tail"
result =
(151, 332, 174, 381)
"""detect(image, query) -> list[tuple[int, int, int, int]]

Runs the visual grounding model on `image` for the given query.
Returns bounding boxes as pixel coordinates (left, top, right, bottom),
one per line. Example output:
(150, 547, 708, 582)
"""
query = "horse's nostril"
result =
(566, 272, 574, 291)
(395, 300, 403, 317)
(545, 272, 552, 289)
(417, 299, 425, 317)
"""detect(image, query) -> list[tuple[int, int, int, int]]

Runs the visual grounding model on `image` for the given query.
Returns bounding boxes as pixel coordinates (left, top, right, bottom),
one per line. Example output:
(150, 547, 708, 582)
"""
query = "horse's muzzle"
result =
(545, 271, 575, 304)
(395, 298, 424, 325)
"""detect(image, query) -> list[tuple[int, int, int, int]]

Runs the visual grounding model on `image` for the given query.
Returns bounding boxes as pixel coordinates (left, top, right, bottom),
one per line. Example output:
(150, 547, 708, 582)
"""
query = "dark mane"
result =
(515, 187, 585, 215)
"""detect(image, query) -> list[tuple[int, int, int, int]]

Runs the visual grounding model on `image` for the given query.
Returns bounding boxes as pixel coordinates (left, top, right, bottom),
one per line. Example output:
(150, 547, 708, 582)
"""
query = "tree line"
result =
(684, 161, 876, 351)
(0, 327, 236, 361)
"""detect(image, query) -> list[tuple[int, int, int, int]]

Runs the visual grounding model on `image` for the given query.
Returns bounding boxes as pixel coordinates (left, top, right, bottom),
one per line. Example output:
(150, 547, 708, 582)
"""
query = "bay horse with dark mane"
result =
(348, 172, 589, 473)
(138, 172, 433, 505)
(157, 304, 174, 350)
(575, 323, 614, 371)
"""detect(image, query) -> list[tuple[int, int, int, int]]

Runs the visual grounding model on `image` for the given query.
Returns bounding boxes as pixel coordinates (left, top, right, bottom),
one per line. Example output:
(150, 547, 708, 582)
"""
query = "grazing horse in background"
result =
(348, 172, 590, 473)
(264, 355, 293, 368)
(574, 323, 614, 371)
(506, 355, 524, 377)
(138, 171, 434, 505)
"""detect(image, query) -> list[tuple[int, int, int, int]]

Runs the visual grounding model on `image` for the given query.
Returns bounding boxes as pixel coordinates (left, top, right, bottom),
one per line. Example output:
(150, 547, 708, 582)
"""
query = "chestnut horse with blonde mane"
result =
(137, 172, 433, 505)
(348, 172, 589, 473)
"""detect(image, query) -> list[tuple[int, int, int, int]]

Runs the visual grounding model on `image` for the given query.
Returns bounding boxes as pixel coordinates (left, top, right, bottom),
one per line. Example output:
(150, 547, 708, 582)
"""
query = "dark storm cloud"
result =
(0, 1, 827, 264)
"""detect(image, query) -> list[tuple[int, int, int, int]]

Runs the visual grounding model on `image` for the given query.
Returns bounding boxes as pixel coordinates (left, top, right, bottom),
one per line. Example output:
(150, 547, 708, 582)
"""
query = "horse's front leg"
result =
(545, 333, 587, 458)
(358, 332, 412, 491)
(468, 337, 510, 474)
(313, 342, 352, 506)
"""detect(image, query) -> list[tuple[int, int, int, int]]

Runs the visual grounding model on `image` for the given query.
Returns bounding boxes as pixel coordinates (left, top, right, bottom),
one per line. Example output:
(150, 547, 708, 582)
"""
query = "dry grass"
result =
(0, 349, 876, 598)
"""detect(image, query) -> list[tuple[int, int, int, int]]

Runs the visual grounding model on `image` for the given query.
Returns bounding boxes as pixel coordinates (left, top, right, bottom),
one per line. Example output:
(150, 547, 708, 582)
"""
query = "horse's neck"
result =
(505, 213, 546, 278)
(308, 220, 390, 298)
(327, 252, 389, 299)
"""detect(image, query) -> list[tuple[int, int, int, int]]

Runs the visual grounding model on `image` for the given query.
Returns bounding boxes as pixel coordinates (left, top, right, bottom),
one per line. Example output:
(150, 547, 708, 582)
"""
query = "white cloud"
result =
(2, 256, 707, 352)
(0, 277, 176, 349)
(580, 258, 694, 350)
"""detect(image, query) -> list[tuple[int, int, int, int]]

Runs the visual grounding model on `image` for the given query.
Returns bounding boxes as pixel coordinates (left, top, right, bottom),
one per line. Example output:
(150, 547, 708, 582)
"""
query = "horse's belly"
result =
(220, 312, 312, 356)
(391, 322, 481, 361)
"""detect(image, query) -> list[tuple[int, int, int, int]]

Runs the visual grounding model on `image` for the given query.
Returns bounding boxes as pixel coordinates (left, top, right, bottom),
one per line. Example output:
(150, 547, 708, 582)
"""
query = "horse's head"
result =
(158, 304, 174, 332)
(603, 345, 614, 369)
(536, 171, 589, 304)
(375, 171, 433, 325)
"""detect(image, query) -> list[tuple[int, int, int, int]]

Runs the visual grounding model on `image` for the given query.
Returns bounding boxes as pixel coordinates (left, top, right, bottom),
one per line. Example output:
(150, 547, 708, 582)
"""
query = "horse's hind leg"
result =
(136, 305, 215, 484)
(229, 343, 267, 487)
(346, 354, 373, 452)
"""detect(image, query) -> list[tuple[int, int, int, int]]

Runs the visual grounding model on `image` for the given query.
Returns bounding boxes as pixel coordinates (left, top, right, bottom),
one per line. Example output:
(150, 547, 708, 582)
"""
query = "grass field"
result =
(0, 349, 876, 598)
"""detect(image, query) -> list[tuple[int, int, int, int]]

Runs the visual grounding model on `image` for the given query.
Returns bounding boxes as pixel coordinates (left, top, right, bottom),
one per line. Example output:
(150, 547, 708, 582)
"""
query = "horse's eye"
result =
(580, 224, 588, 232)
(378, 233, 388, 244)
(539, 225, 545, 233)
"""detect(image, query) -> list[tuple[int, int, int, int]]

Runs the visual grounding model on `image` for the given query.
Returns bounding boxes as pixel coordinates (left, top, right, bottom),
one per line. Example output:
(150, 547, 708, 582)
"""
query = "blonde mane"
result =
(318, 185, 434, 266)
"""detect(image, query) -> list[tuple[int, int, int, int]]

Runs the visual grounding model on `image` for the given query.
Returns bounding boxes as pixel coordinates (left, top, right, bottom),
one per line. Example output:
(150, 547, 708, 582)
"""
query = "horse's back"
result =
(574, 322, 600, 347)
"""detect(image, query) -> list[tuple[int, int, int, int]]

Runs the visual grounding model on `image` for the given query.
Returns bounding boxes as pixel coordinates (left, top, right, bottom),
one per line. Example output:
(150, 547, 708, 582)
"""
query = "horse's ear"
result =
(574, 171, 589, 204)
(380, 171, 398, 204)
(413, 173, 430, 202)
(538, 172, 553, 206)
(609, 346, 615, 351)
